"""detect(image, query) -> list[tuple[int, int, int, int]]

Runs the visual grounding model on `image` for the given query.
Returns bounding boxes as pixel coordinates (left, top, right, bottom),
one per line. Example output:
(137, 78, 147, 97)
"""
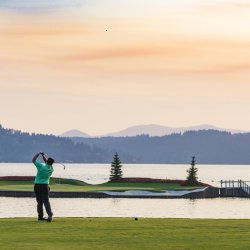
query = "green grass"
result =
(0, 179, 203, 192)
(0, 218, 250, 250)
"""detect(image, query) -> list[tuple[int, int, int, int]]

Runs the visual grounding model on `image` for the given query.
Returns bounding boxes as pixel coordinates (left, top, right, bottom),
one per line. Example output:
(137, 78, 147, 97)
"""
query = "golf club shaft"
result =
(40, 152, 66, 169)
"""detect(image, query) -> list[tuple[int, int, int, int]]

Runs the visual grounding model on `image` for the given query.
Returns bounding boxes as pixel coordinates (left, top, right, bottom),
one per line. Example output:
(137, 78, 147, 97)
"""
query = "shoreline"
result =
(0, 187, 220, 199)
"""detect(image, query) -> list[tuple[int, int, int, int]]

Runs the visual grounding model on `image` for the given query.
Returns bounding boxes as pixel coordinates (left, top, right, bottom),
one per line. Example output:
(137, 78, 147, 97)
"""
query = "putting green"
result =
(0, 218, 250, 250)
(0, 178, 203, 192)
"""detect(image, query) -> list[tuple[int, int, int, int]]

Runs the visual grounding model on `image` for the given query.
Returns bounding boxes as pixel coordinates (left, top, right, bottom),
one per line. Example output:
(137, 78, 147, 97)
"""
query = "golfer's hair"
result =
(47, 157, 55, 166)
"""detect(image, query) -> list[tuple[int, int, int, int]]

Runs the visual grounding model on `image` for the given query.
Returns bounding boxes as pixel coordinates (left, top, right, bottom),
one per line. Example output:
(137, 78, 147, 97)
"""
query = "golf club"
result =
(58, 163, 66, 170)
(40, 152, 66, 170)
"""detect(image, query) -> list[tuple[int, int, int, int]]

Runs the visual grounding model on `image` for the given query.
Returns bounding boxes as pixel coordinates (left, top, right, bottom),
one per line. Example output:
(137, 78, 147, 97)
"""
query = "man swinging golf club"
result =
(32, 152, 54, 222)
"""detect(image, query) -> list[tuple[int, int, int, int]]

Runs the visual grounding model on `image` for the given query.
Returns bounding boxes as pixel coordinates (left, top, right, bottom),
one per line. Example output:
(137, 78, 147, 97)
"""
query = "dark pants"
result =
(34, 184, 53, 219)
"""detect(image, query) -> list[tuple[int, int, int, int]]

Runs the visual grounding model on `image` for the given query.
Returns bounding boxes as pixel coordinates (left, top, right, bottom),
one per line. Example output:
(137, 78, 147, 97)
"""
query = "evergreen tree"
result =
(185, 156, 198, 186)
(109, 152, 123, 181)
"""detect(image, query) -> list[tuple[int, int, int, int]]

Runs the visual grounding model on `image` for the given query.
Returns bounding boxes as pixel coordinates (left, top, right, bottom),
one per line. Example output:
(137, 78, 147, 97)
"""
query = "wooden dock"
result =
(220, 180, 250, 198)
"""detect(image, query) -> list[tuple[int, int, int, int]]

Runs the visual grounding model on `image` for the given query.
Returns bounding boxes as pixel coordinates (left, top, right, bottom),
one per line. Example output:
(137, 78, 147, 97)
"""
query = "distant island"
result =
(0, 176, 212, 199)
(1, 124, 250, 164)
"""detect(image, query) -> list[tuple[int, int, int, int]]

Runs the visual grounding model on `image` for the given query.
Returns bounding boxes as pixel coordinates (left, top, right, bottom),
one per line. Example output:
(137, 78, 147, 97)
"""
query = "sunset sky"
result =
(0, 0, 250, 135)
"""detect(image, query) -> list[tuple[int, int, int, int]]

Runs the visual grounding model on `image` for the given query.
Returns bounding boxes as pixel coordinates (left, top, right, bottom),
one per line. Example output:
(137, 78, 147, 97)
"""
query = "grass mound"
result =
(50, 178, 88, 186)
(0, 176, 207, 192)
(0, 177, 90, 192)
(0, 176, 88, 186)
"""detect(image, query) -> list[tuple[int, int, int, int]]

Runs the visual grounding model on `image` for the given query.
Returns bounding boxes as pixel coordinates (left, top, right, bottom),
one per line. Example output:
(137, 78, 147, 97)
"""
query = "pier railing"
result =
(220, 180, 250, 197)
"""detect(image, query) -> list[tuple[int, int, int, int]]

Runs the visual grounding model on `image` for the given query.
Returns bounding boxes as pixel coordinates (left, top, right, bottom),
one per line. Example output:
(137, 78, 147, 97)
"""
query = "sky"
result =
(0, 0, 250, 136)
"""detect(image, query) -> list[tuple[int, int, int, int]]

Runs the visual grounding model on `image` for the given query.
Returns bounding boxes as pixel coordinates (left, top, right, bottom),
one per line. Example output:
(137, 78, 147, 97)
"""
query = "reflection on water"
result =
(0, 197, 250, 219)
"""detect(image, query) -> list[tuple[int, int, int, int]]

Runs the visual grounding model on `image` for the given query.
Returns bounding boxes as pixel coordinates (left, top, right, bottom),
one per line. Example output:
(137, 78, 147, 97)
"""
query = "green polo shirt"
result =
(34, 161, 54, 185)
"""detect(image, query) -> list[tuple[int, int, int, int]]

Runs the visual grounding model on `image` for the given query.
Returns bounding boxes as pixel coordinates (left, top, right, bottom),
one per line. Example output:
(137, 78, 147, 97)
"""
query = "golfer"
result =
(32, 152, 54, 222)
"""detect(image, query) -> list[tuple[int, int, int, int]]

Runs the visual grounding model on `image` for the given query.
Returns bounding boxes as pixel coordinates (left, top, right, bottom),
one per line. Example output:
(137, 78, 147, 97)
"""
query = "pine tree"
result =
(185, 156, 198, 186)
(109, 152, 123, 181)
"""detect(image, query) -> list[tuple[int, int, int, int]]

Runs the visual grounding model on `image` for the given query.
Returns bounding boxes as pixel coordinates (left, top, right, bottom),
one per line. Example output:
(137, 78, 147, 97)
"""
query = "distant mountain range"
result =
(60, 124, 246, 138)
(1, 125, 250, 164)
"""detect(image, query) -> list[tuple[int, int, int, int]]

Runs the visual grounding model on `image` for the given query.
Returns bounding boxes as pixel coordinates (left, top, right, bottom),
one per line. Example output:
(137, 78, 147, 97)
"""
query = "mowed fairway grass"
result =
(0, 179, 202, 192)
(0, 218, 250, 250)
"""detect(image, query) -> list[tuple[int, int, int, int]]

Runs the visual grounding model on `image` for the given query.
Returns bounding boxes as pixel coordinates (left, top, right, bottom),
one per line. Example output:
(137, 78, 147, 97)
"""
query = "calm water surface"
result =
(0, 164, 250, 218)
(0, 197, 250, 219)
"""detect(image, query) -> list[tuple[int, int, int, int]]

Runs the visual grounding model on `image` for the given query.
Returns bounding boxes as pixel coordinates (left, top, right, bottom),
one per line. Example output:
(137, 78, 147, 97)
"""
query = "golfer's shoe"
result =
(38, 218, 47, 222)
(47, 214, 53, 223)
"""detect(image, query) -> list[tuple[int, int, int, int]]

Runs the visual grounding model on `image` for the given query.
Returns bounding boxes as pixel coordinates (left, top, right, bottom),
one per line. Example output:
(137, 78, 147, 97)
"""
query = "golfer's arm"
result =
(32, 153, 40, 163)
(41, 154, 48, 164)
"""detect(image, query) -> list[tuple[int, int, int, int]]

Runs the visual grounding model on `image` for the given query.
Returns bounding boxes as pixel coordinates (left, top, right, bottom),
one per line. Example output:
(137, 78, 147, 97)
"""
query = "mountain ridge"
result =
(1, 125, 250, 164)
(60, 124, 246, 138)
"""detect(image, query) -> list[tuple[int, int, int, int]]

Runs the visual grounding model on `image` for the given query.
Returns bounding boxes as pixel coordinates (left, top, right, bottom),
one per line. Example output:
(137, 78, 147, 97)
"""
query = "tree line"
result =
(74, 130, 250, 164)
(0, 125, 112, 163)
(1, 125, 250, 164)
(109, 153, 198, 186)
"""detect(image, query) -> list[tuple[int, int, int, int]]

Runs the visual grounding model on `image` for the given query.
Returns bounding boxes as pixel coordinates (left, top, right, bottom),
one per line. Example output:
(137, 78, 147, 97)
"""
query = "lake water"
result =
(0, 163, 250, 219)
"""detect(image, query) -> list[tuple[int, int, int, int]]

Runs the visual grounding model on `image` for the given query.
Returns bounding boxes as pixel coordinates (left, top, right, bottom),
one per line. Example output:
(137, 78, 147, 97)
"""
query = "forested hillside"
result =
(1, 125, 250, 164)
(0, 125, 113, 163)
(73, 130, 250, 164)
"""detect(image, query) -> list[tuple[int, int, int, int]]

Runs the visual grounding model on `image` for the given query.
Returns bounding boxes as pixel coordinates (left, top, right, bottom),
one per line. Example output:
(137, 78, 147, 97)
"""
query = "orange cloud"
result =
(57, 45, 193, 61)
(0, 9, 249, 78)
